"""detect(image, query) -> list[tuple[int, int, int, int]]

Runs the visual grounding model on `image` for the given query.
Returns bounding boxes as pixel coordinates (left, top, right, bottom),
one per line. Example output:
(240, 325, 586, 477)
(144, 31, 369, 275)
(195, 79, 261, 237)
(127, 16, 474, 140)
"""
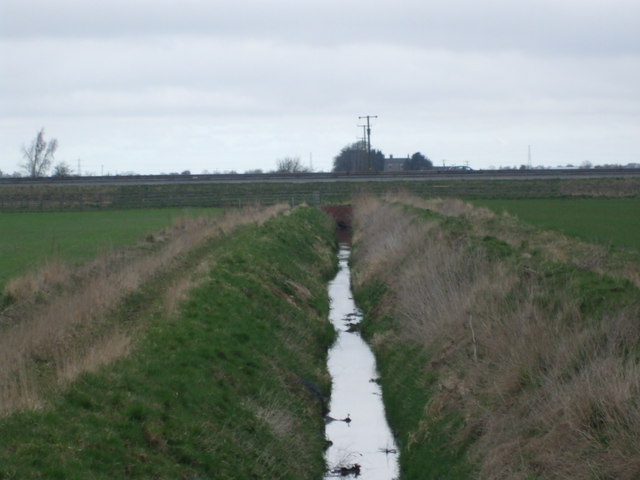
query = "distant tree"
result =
(22, 128, 58, 178)
(333, 142, 365, 172)
(580, 161, 593, 169)
(369, 149, 385, 172)
(52, 161, 73, 177)
(402, 152, 433, 171)
(333, 142, 385, 172)
(181, 170, 191, 175)
(275, 156, 309, 173)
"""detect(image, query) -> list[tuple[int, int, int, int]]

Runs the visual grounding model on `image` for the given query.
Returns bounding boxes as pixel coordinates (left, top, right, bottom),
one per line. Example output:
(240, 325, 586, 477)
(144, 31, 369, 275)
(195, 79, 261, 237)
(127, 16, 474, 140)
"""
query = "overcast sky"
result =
(1, 0, 638, 175)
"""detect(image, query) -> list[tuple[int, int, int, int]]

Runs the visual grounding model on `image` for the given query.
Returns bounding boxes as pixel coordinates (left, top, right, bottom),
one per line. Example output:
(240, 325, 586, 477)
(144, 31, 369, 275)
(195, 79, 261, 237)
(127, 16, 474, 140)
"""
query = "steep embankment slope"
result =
(351, 196, 640, 480)
(0, 207, 336, 479)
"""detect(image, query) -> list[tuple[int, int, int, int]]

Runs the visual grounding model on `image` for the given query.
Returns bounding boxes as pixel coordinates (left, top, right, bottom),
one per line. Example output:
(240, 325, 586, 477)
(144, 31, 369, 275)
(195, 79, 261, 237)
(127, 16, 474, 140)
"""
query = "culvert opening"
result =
(322, 205, 353, 244)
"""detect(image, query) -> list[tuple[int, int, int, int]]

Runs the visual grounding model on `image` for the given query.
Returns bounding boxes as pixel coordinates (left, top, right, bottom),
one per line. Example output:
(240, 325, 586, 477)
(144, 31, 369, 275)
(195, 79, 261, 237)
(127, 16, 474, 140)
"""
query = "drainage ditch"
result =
(323, 245, 399, 479)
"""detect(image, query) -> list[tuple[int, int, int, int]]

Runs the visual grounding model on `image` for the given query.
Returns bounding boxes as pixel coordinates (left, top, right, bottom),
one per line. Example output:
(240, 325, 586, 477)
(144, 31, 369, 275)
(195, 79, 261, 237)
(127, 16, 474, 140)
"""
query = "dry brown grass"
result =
(0, 204, 288, 415)
(352, 193, 640, 479)
(471, 302, 640, 479)
(351, 195, 435, 289)
(3, 260, 71, 304)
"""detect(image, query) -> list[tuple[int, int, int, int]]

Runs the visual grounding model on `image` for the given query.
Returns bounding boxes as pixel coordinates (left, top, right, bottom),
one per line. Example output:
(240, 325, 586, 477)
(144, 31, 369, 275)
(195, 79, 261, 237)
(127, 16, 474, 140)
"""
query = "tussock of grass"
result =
(351, 194, 640, 479)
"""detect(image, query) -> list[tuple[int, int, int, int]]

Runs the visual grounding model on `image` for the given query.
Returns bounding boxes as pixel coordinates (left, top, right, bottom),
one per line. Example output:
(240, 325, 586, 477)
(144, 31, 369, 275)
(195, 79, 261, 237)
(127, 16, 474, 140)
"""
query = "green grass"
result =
(0, 207, 337, 479)
(473, 198, 640, 250)
(355, 282, 474, 480)
(0, 208, 220, 289)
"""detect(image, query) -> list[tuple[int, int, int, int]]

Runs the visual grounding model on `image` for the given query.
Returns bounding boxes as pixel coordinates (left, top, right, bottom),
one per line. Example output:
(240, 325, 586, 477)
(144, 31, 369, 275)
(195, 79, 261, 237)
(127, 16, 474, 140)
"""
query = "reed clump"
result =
(0, 204, 287, 415)
(351, 194, 640, 479)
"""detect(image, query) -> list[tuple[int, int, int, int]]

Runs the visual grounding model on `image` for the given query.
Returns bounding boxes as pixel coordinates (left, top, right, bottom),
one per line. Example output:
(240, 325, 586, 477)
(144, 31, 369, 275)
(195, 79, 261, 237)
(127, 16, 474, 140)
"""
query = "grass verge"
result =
(0, 206, 336, 479)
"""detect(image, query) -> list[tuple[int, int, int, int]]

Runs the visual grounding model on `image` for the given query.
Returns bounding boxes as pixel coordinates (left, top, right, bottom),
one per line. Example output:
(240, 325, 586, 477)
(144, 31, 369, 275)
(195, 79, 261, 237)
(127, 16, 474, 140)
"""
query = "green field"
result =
(473, 198, 640, 250)
(0, 208, 219, 289)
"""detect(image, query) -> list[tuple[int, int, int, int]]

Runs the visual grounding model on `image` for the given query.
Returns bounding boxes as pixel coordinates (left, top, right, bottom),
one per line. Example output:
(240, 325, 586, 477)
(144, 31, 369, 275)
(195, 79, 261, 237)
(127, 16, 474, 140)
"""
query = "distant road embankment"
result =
(1, 168, 640, 188)
(1, 169, 639, 212)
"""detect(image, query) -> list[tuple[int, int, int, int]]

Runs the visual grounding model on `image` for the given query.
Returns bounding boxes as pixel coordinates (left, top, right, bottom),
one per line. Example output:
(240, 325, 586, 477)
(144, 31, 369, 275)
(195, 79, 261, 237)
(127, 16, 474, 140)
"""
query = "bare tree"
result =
(22, 128, 58, 178)
(52, 161, 73, 177)
(275, 156, 309, 173)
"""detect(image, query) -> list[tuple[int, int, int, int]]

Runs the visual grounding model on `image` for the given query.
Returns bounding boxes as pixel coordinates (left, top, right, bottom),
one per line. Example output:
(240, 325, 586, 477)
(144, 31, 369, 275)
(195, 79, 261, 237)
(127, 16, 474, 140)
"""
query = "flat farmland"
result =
(473, 198, 640, 250)
(0, 208, 219, 289)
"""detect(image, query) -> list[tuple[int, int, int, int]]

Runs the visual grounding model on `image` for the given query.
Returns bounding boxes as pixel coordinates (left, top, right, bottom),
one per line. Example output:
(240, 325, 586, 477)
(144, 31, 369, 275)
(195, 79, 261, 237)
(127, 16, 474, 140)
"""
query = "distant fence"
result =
(1, 176, 638, 212)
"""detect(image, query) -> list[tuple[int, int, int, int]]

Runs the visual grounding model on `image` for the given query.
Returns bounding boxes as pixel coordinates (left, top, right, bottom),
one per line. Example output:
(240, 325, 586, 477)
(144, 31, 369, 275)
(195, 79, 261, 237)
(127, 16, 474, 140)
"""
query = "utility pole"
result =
(357, 124, 367, 171)
(358, 124, 367, 144)
(358, 115, 378, 171)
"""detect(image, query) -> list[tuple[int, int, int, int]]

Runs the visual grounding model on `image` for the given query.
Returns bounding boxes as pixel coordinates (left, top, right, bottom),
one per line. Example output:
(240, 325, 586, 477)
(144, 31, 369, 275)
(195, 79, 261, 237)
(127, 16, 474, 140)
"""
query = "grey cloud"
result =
(2, 0, 639, 55)
(2, 33, 637, 120)
(1, 0, 638, 174)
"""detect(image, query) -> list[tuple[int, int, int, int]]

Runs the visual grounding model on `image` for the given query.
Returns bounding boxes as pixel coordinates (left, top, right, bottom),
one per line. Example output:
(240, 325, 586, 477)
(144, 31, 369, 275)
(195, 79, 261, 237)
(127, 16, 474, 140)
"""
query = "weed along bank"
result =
(323, 244, 399, 479)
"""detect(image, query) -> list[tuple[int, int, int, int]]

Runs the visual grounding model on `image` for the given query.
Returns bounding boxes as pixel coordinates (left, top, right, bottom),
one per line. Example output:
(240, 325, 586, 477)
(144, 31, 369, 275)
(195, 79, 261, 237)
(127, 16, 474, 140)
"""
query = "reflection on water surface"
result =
(324, 246, 399, 479)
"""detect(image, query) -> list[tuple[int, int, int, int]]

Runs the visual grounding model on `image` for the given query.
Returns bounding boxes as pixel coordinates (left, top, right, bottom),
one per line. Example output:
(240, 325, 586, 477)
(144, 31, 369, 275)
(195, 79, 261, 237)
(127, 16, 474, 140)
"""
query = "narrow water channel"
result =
(324, 245, 399, 479)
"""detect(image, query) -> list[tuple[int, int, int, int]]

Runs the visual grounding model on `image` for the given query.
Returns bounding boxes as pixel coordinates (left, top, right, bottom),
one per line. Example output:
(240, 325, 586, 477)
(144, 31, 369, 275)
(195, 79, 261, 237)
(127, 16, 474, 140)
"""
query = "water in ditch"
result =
(324, 245, 399, 479)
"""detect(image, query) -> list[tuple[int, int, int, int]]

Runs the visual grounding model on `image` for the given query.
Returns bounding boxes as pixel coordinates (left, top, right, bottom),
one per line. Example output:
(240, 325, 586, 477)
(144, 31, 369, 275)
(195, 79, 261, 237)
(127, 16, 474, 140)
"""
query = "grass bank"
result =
(351, 195, 640, 479)
(0, 206, 337, 479)
(1, 206, 287, 412)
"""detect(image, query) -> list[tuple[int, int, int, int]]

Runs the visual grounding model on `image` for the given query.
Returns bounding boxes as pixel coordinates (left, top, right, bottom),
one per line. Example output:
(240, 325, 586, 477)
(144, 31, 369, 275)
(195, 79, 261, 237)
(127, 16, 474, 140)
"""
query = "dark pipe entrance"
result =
(322, 205, 353, 244)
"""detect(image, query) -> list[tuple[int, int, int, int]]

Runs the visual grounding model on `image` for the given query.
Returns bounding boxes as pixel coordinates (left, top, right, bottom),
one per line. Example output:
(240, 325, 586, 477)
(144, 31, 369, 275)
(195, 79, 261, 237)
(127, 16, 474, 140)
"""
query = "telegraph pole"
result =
(358, 115, 378, 171)
(357, 124, 367, 147)
(357, 124, 367, 171)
